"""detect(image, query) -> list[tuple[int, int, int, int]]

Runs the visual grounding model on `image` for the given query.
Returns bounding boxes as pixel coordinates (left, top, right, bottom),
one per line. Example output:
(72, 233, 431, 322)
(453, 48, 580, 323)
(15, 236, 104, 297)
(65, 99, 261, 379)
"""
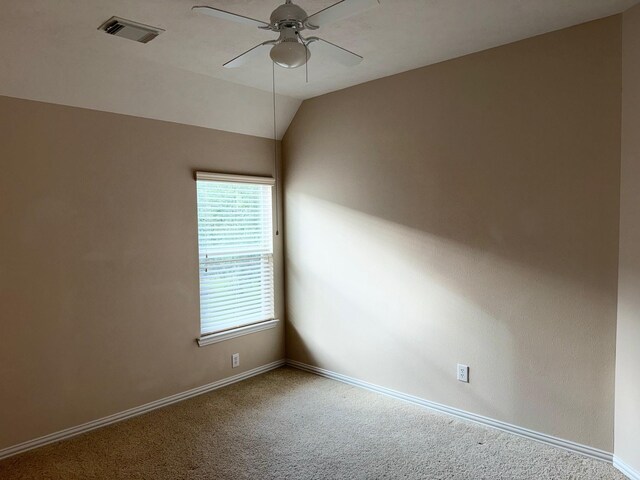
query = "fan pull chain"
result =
(272, 60, 280, 236)
(305, 42, 309, 83)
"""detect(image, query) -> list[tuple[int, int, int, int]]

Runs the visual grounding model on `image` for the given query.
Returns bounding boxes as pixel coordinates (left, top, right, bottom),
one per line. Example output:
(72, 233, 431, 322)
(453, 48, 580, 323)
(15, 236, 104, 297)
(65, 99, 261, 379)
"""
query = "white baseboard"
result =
(615, 456, 640, 480)
(0, 359, 286, 461)
(286, 359, 613, 463)
(1, 358, 621, 470)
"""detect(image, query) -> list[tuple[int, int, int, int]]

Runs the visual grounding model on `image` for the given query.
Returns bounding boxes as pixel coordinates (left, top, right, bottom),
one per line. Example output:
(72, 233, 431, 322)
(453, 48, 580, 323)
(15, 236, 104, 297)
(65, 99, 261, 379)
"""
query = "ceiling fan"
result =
(192, 0, 380, 69)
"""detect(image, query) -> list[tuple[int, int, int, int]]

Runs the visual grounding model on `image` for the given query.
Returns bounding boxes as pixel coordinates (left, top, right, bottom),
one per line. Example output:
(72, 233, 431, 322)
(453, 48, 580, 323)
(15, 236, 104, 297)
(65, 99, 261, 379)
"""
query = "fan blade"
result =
(305, 0, 380, 28)
(192, 6, 269, 28)
(306, 37, 363, 67)
(224, 41, 276, 68)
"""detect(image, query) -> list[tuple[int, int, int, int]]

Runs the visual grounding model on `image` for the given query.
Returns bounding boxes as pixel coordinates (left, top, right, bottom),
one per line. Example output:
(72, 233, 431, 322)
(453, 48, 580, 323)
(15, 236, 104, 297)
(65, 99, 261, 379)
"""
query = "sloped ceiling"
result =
(0, 0, 637, 139)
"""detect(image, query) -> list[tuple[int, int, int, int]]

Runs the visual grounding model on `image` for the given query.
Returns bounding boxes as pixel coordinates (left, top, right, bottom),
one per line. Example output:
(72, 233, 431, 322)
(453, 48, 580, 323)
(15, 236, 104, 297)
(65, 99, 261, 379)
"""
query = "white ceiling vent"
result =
(99, 17, 164, 44)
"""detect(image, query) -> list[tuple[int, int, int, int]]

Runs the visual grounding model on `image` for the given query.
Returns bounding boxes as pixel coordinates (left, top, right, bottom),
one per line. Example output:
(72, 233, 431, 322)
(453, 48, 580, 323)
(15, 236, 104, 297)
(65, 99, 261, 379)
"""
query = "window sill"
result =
(197, 319, 280, 347)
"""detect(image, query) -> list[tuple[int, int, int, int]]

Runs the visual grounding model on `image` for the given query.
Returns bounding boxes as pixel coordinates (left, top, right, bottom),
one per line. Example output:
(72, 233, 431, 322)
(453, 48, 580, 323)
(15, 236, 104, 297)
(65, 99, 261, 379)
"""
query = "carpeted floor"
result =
(0, 367, 626, 479)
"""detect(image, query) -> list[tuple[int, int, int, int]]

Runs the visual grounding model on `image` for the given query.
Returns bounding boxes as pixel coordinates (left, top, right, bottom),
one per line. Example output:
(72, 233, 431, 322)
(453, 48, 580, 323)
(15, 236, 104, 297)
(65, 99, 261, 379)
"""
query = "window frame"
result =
(194, 171, 279, 346)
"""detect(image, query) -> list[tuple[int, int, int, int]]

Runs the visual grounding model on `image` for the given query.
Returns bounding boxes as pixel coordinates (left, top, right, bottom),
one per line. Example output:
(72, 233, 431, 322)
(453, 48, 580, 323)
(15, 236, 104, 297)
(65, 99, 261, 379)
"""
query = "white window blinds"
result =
(196, 172, 275, 336)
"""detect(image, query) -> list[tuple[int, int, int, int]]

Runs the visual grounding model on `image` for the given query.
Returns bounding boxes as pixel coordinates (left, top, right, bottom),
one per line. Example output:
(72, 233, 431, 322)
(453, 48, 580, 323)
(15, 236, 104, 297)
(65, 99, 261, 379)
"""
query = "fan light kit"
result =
(192, 0, 380, 69)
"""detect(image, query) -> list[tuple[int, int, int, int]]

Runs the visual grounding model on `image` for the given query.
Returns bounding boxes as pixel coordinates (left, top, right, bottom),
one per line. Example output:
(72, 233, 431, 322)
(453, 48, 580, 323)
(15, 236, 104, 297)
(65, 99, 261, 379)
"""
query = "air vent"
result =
(99, 16, 164, 44)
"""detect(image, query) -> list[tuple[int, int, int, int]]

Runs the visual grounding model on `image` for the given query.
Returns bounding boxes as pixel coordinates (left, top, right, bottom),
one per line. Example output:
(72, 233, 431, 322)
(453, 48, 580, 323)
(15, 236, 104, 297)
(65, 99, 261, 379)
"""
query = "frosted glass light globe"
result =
(270, 41, 310, 69)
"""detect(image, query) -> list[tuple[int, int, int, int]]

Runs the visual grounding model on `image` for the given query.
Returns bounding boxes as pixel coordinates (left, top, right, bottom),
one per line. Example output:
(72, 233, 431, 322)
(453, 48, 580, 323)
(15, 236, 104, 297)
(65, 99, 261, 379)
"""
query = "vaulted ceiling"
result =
(1, 0, 637, 138)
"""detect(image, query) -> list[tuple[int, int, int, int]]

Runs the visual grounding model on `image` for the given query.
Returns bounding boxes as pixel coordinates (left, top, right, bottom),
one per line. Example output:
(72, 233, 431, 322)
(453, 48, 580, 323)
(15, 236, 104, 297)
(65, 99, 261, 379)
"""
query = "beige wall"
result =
(616, 4, 640, 474)
(0, 96, 285, 450)
(283, 17, 621, 451)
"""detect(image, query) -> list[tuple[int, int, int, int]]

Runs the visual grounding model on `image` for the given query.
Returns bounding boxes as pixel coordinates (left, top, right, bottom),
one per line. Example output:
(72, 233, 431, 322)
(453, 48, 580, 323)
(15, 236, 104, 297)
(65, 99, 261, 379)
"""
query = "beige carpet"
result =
(0, 367, 626, 479)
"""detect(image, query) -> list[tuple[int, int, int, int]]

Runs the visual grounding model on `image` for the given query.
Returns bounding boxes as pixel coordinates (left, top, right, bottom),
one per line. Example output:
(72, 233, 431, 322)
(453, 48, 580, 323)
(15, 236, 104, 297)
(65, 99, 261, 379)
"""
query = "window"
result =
(195, 172, 277, 344)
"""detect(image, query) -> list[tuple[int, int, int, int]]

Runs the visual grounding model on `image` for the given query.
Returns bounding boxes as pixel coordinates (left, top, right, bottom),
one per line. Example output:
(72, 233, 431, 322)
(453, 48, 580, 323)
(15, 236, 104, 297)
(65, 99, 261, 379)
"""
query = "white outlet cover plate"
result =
(457, 364, 469, 383)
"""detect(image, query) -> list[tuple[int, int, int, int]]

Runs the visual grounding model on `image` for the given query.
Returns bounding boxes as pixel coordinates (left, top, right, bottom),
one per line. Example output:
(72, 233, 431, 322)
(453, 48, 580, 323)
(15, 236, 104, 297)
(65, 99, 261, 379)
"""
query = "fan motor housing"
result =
(270, 2, 307, 30)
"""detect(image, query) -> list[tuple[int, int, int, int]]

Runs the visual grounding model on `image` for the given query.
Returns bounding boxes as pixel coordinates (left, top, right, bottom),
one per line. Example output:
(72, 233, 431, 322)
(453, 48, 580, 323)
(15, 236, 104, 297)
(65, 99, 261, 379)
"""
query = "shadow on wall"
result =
(285, 194, 612, 432)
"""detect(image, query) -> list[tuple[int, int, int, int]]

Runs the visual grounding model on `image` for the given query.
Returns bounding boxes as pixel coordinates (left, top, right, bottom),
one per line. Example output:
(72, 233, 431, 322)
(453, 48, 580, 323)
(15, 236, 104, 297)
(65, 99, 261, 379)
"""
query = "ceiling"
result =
(1, 0, 637, 138)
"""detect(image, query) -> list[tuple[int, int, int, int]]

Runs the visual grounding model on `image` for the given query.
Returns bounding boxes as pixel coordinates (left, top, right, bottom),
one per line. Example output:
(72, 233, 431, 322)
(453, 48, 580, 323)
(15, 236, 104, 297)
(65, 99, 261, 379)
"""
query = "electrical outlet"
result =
(232, 353, 240, 368)
(457, 364, 469, 383)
